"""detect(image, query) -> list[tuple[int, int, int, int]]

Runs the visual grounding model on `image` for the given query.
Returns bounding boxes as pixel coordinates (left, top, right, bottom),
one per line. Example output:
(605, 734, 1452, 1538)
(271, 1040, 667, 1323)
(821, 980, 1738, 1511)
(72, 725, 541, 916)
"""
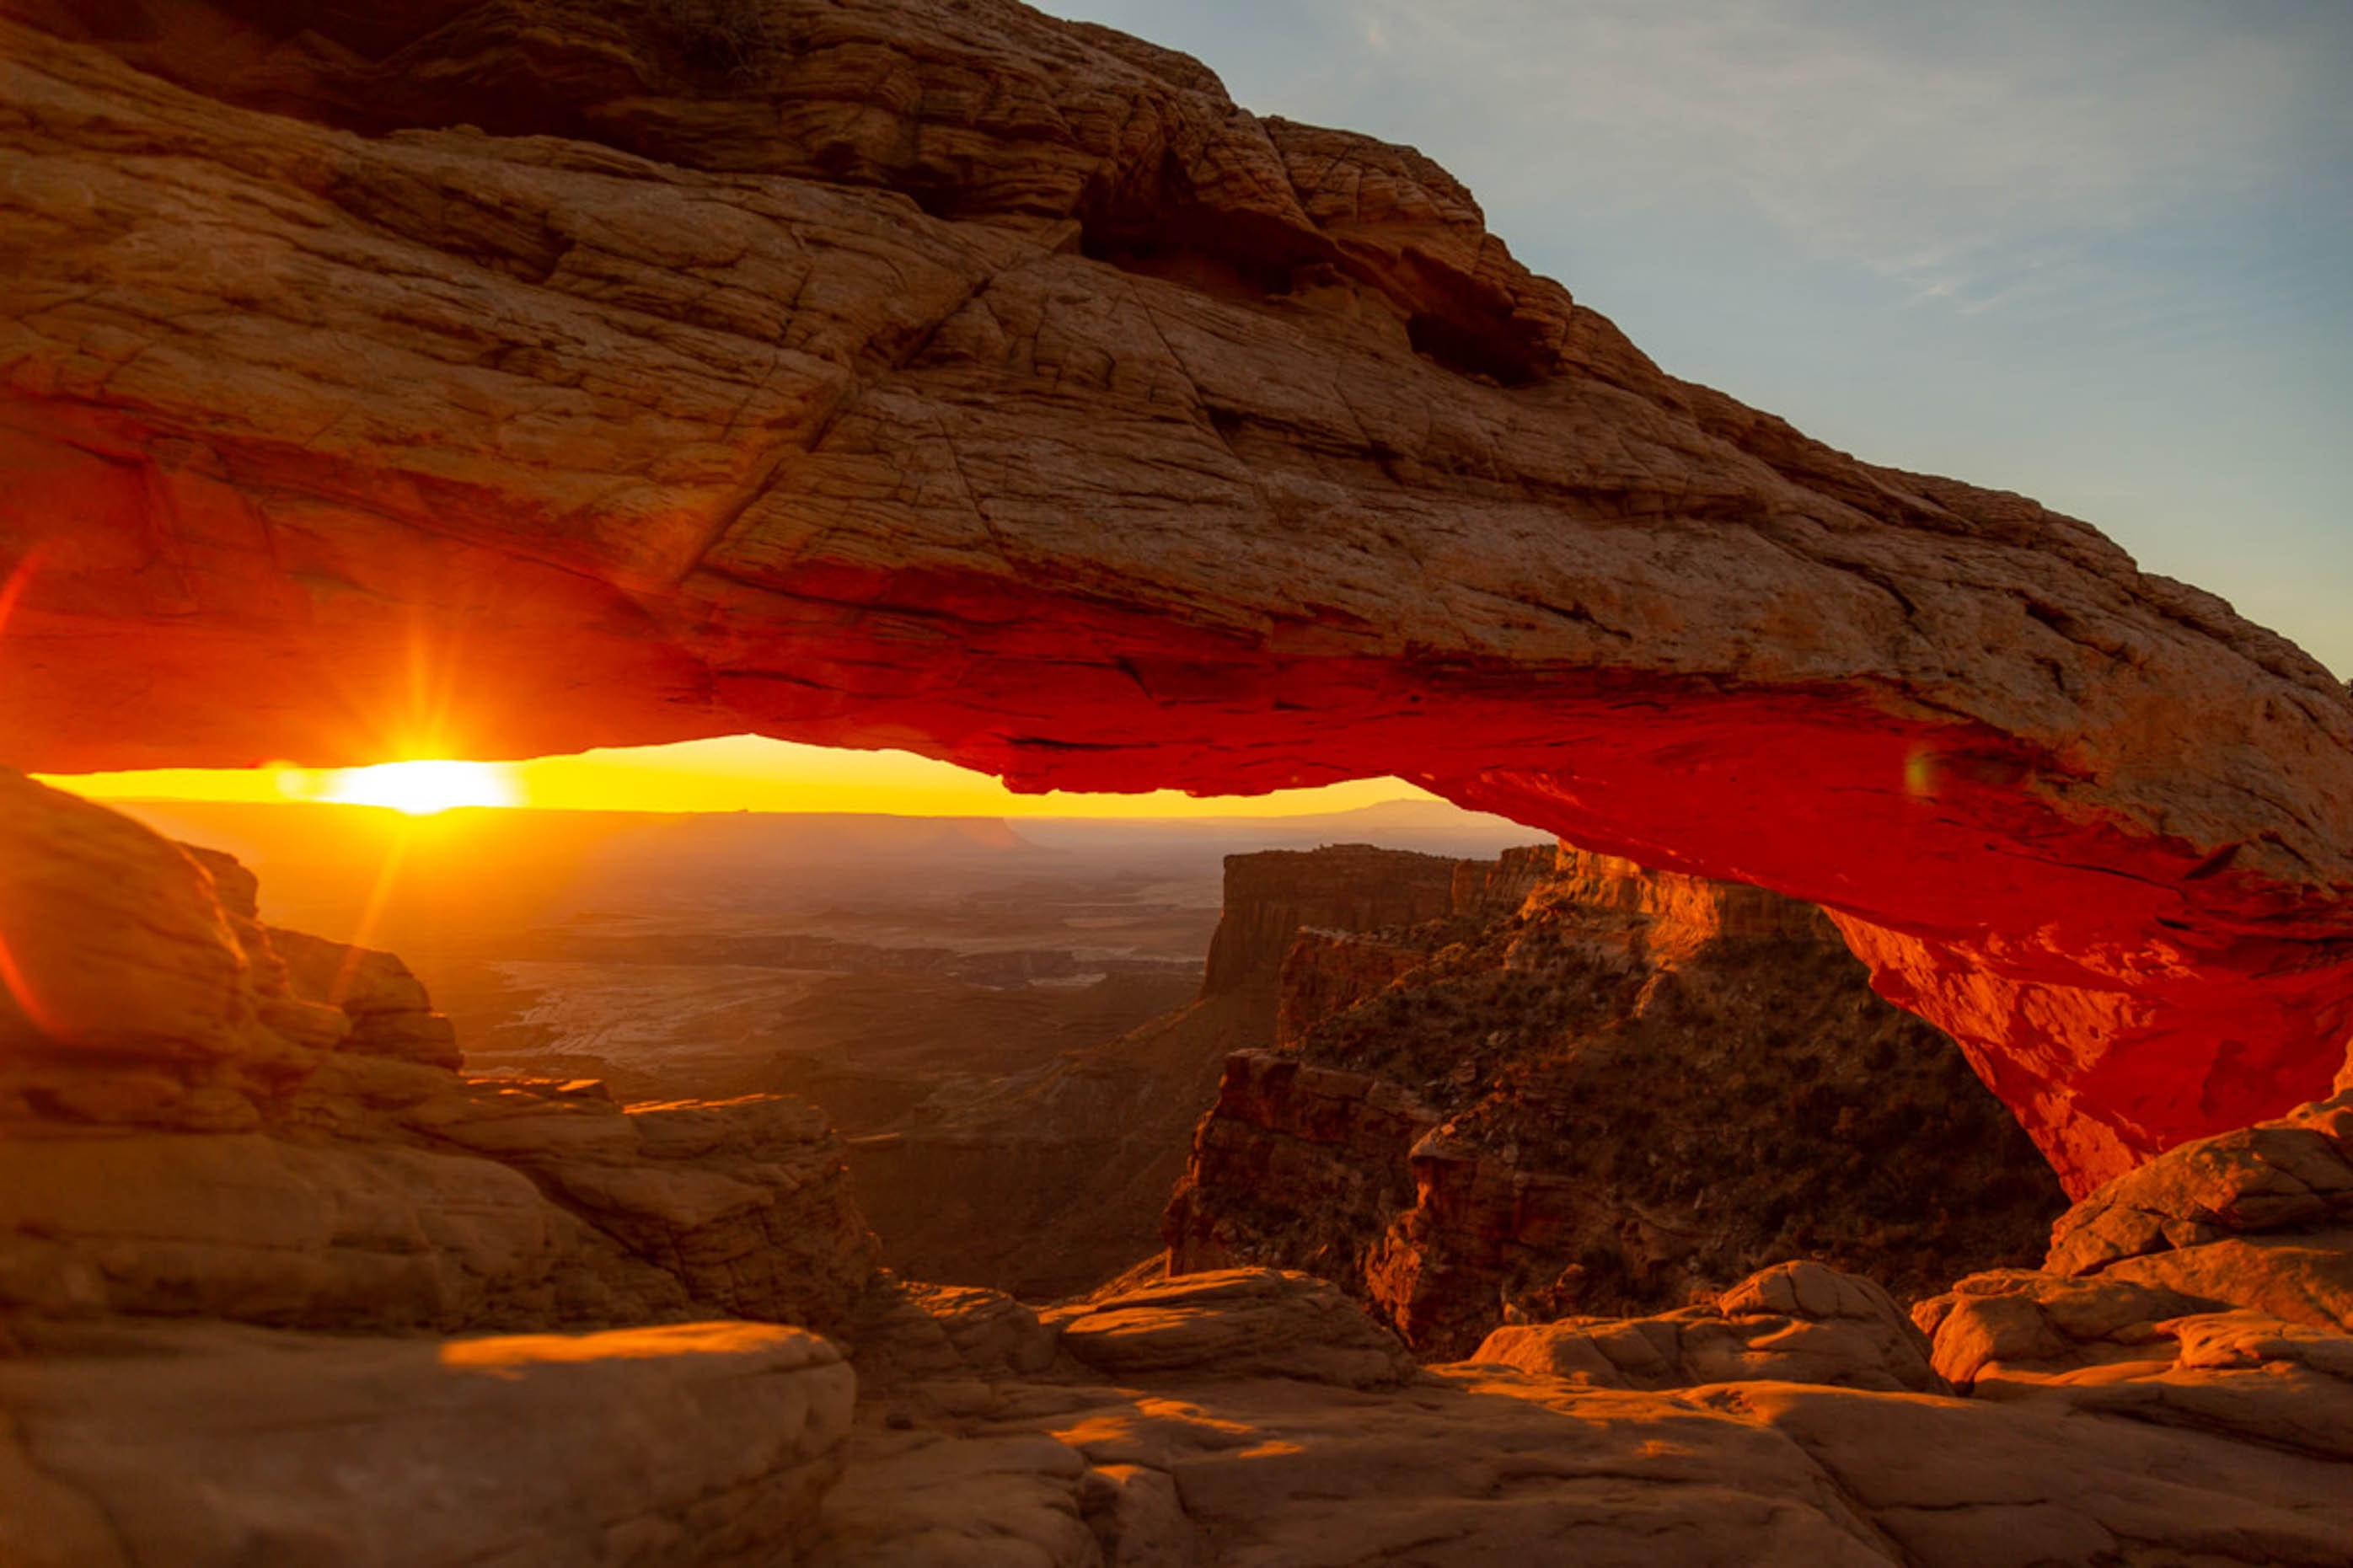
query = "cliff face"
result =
(2, 3, 2350, 1193)
(1165, 845, 2070, 1357)
(843, 843, 1489, 1298)
(1203, 846, 1466, 996)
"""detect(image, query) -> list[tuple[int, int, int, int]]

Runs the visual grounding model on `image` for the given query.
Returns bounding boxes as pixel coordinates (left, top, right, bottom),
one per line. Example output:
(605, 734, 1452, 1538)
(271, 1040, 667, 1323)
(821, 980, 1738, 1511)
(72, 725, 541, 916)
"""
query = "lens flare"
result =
(321, 760, 519, 815)
(269, 763, 321, 800)
(0, 543, 46, 643)
(1902, 745, 1938, 800)
(0, 929, 59, 1040)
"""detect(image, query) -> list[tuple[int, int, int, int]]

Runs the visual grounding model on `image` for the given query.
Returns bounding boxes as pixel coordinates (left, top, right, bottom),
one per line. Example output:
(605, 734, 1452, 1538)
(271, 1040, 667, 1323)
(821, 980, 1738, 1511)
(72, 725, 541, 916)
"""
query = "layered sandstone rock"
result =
(0, 1319, 855, 1568)
(1203, 846, 1465, 996)
(1055, 1267, 1415, 1391)
(1476, 1260, 1944, 1395)
(267, 925, 463, 1070)
(1165, 844, 2068, 1356)
(1917, 1086, 2353, 1393)
(0, 3, 2348, 1191)
(0, 770, 878, 1334)
(809, 1241, 2353, 1566)
(0, 769, 882, 1560)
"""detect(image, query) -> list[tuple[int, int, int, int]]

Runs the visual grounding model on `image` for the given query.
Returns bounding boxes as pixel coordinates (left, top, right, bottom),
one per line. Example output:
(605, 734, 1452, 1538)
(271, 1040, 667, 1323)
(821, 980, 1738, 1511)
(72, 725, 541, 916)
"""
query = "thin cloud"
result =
(1036, 0, 2352, 675)
(1280, 0, 2343, 305)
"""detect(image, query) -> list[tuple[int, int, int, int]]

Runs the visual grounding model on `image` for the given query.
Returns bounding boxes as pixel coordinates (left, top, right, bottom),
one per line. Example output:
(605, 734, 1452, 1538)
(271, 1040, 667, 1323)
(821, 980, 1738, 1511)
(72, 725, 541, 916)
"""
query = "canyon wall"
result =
(1166, 845, 2071, 1357)
(844, 843, 1495, 1297)
(0, 2, 2350, 1193)
(1203, 846, 1466, 995)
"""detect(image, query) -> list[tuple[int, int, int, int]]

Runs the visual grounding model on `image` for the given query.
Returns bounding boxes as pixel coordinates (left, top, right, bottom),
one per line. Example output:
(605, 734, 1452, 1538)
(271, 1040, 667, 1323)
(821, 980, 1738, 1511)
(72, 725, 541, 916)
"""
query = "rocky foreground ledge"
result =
(2, 773, 2350, 1565)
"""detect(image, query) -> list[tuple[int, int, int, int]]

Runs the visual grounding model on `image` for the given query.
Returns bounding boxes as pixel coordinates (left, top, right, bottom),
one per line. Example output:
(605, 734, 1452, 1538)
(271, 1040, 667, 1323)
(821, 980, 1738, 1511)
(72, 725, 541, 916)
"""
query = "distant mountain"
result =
(91, 794, 1541, 959)
(1016, 797, 1546, 859)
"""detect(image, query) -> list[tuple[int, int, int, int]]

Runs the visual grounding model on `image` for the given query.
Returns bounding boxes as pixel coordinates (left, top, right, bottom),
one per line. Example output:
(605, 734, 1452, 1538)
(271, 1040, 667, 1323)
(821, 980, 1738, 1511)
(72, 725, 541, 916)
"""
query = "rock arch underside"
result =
(2, 0, 2351, 1201)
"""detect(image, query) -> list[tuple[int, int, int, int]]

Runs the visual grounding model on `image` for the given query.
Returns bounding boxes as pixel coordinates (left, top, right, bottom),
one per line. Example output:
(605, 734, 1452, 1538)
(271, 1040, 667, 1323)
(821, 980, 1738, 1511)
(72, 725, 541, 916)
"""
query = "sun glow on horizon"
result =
(32, 736, 1439, 820)
(318, 760, 520, 816)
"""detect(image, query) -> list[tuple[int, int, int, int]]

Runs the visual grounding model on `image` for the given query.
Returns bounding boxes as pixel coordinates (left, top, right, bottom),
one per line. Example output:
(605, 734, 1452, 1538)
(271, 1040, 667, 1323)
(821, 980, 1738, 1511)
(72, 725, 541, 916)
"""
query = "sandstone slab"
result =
(1057, 1268, 1414, 1389)
(0, 1318, 855, 1568)
(1477, 1261, 1944, 1394)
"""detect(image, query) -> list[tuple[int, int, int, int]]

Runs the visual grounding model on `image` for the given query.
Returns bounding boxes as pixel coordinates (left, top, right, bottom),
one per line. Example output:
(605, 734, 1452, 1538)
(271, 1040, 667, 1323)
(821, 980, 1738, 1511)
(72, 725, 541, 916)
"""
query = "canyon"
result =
(845, 842, 1482, 1298)
(3, 0, 2352, 1561)
(0, 0, 2348, 1192)
(1165, 844, 2071, 1358)
(3, 772, 2351, 1564)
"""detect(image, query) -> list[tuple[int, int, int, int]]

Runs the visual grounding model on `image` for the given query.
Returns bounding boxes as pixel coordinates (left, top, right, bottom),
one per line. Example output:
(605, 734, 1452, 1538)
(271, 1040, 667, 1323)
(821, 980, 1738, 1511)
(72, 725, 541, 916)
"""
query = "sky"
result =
(46, 1, 2352, 817)
(1040, 0, 2353, 677)
(46, 741, 1448, 818)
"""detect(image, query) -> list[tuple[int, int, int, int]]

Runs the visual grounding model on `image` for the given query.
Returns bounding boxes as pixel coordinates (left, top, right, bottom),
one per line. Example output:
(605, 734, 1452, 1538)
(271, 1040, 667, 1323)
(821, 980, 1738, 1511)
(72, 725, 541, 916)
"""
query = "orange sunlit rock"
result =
(0, 3, 2349, 1196)
(437, 1320, 827, 1373)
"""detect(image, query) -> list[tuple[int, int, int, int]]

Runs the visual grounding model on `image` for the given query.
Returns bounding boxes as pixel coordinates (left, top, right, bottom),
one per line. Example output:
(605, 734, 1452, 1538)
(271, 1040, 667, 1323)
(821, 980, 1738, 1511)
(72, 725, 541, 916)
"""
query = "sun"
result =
(319, 760, 519, 815)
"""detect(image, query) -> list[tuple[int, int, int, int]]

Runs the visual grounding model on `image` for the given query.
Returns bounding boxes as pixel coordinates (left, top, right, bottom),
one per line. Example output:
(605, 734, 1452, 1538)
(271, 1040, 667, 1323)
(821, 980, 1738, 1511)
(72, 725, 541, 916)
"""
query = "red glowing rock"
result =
(0, 3, 2349, 1194)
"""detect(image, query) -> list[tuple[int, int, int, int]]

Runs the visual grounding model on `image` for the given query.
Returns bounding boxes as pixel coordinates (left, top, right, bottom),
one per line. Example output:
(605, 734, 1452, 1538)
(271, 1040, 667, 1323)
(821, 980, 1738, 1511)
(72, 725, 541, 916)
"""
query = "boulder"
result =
(1057, 1268, 1415, 1389)
(1916, 1092, 2353, 1399)
(1475, 1261, 1944, 1394)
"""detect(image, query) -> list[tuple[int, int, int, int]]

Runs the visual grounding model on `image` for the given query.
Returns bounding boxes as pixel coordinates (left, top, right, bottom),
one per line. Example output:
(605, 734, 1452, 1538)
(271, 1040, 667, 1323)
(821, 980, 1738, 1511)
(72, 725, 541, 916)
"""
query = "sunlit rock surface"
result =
(1918, 1086, 2353, 1393)
(1, 3, 2350, 1192)
(812, 1244, 2353, 1566)
(0, 770, 878, 1332)
(1054, 1267, 1416, 1391)
(0, 1319, 854, 1568)
(1475, 1260, 1946, 1395)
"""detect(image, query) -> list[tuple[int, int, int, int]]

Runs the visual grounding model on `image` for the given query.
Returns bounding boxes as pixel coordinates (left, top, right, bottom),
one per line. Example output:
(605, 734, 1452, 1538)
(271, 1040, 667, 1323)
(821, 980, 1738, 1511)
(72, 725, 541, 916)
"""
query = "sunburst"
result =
(320, 760, 518, 816)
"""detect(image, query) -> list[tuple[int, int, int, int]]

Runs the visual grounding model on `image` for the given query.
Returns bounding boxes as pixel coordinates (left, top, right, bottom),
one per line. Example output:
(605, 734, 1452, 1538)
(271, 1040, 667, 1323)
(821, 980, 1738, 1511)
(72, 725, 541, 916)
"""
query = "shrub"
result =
(653, 0, 778, 77)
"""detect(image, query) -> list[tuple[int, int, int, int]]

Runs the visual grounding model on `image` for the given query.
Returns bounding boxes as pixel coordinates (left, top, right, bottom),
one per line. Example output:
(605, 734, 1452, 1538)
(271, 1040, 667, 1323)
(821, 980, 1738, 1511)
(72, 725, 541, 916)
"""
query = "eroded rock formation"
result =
(4, 774, 2351, 1563)
(1917, 1087, 2353, 1399)
(0, 770, 878, 1332)
(0, 3, 2349, 1191)
(812, 1247, 2353, 1565)
(2, 1319, 855, 1568)
(1475, 1260, 1947, 1396)
(1165, 843, 2069, 1356)
(840, 842, 1485, 1296)
(0, 767, 886, 1559)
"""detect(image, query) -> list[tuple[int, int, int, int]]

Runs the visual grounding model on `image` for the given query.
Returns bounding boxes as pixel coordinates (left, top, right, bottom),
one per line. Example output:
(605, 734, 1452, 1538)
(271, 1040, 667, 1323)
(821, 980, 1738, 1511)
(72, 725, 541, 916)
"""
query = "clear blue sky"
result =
(1040, 0, 2353, 679)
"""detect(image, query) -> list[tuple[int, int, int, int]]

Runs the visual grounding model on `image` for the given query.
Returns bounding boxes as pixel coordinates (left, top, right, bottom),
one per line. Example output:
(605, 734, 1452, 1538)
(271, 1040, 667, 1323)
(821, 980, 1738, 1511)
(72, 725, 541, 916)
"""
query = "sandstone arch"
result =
(2, 1, 2350, 1196)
